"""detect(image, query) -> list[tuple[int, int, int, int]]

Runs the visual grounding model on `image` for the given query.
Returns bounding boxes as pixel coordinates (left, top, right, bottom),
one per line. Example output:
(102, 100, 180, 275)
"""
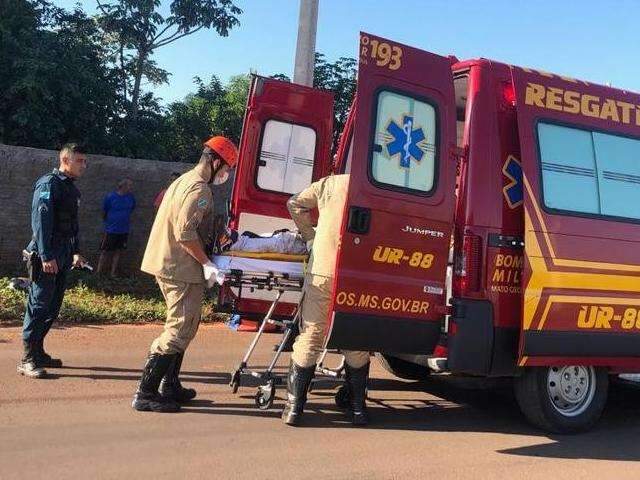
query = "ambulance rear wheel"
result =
(514, 366, 608, 434)
(376, 353, 430, 381)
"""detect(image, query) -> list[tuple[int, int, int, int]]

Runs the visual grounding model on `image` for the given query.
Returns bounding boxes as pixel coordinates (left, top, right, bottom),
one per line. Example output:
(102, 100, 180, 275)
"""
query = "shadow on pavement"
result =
(26, 360, 640, 463)
(181, 402, 283, 419)
(185, 373, 640, 463)
(53, 324, 107, 330)
(0, 321, 22, 327)
(498, 381, 640, 461)
(48, 365, 230, 385)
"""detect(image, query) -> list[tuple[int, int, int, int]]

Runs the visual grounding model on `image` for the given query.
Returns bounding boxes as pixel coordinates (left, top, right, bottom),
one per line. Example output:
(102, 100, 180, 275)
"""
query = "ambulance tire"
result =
(376, 353, 430, 381)
(514, 366, 608, 434)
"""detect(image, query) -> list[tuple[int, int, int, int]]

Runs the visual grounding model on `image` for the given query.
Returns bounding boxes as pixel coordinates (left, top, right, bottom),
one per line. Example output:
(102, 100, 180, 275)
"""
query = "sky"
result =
(54, 0, 640, 105)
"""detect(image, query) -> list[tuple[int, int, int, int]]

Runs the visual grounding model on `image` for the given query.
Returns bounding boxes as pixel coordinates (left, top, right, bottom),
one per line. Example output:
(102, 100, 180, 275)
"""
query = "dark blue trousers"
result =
(22, 264, 69, 346)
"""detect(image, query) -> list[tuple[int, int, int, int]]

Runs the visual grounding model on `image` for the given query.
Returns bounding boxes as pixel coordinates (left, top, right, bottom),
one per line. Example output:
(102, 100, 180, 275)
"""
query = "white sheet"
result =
(229, 231, 307, 255)
(212, 255, 304, 285)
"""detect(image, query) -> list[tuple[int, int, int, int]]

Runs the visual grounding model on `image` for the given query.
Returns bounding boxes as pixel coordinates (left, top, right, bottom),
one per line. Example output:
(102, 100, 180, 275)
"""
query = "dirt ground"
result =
(1, 324, 640, 480)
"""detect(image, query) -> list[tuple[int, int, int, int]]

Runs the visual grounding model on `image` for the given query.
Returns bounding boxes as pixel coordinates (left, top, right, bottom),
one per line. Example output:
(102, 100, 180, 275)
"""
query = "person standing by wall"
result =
(97, 179, 136, 277)
(18, 143, 88, 379)
(132, 136, 237, 413)
(153, 172, 181, 210)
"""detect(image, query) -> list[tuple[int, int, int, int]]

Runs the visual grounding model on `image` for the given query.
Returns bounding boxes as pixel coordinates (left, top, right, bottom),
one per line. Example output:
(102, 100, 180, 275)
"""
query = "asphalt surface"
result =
(1, 324, 640, 480)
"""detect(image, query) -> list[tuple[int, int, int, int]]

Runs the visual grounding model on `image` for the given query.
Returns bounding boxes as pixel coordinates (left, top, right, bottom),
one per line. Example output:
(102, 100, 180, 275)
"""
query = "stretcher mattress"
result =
(224, 250, 307, 262)
(212, 253, 305, 285)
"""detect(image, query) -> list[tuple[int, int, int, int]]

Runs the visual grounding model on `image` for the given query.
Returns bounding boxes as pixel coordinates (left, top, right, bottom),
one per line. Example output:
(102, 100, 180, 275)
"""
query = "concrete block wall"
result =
(0, 144, 192, 275)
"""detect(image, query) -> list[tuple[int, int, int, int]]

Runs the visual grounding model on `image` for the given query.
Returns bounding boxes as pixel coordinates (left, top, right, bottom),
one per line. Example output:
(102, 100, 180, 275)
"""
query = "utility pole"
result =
(293, 0, 319, 87)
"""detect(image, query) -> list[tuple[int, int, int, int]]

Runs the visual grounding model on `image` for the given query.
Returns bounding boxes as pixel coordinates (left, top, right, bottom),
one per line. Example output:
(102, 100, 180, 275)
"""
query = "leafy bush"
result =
(0, 278, 26, 323)
(0, 277, 225, 325)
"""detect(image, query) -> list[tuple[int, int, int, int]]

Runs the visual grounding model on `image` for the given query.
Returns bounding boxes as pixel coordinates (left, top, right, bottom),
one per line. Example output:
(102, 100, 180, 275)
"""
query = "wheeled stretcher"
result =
(212, 252, 346, 410)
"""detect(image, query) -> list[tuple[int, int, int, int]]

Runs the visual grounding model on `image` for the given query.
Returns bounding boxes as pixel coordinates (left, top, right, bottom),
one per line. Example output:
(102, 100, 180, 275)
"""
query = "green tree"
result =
(96, 0, 242, 129)
(312, 53, 357, 149)
(162, 74, 249, 162)
(216, 74, 250, 144)
(0, 0, 120, 152)
(163, 76, 225, 162)
(270, 53, 357, 149)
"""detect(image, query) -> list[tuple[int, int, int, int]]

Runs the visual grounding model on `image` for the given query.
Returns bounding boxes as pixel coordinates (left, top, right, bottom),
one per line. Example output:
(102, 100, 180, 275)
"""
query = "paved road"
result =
(1, 324, 640, 479)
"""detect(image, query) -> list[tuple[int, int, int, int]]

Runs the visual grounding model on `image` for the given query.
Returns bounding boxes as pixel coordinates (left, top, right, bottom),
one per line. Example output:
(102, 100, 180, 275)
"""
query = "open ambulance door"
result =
(225, 76, 333, 320)
(511, 67, 640, 367)
(326, 33, 458, 354)
(230, 76, 334, 234)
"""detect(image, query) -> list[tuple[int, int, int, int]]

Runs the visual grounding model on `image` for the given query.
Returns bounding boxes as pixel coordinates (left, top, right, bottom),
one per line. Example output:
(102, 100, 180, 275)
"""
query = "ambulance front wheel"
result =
(514, 366, 609, 434)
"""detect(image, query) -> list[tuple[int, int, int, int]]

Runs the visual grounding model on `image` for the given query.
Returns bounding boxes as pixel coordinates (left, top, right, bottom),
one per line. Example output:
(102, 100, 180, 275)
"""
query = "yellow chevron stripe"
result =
(522, 174, 640, 333)
(537, 295, 640, 330)
(523, 175, 640, 273)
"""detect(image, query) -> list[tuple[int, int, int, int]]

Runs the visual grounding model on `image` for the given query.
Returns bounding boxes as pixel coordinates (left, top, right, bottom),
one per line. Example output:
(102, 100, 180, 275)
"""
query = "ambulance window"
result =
(538, 123, 599, 215)
(257, 120, 316, 194)
(538, 122, 640, 221)
(370, 90, 437, 194)
(593, 132, 640, 220)
(454, 74, 469, 148)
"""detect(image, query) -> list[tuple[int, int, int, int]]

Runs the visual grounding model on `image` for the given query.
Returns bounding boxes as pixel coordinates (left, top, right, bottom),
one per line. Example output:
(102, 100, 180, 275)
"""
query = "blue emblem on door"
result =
(386, 115, 426, 168)
(502, 155, 523, 208)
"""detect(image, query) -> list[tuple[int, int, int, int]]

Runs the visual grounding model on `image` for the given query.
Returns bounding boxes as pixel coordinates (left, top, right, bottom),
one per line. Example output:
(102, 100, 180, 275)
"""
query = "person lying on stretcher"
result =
(206, 229, 310, 287)
(218, 228, 309, 256)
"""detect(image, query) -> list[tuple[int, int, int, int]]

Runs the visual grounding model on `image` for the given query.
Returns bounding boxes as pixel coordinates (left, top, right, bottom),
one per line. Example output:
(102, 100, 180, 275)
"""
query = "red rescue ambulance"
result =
(225, 32, 640, 433)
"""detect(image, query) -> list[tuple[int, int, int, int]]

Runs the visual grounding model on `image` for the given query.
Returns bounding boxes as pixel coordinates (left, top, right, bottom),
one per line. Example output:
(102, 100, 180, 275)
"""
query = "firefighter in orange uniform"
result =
(283, 174, 370, 426)
(132, 136, 237, 413)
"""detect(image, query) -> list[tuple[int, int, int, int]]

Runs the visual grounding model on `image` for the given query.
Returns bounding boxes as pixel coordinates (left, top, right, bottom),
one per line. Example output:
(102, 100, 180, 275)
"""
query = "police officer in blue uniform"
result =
(18, 143, 88, 378)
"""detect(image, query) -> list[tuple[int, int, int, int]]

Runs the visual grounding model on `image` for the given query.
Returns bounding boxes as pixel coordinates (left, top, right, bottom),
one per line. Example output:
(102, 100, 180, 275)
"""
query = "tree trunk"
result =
(129, 49, 147, 124)
(120, 43, 127, 103)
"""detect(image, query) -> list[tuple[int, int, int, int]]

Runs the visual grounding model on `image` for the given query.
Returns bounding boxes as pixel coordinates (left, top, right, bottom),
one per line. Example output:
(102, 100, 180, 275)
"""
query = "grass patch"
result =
(0, 278, 26, 324)
(0, 275, 227, 326)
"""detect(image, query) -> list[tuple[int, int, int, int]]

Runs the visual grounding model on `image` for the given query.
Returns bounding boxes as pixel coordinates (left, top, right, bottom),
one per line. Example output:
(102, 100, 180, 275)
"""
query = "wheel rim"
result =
(546, 366, 596, 417)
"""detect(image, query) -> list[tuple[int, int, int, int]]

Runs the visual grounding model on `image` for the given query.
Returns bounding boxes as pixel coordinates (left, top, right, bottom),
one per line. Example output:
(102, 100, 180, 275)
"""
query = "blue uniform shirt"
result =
(27, 169, 80, 263)
(103, 192, 136, 234)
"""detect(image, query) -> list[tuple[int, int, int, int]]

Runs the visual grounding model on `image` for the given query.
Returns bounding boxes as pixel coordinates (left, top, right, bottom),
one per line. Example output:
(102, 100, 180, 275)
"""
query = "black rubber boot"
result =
(37, 338, 63, 368)
(17, 340, 46, 379)
(132, 353, 181, 413)
(345, 362, 370, 426)
(281, 360, 315, 426)
(159, 352, 196, 403)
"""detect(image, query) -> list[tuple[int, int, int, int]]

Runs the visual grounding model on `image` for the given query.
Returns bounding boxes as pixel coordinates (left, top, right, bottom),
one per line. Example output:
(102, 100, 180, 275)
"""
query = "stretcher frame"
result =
(220, 264, 345, 410)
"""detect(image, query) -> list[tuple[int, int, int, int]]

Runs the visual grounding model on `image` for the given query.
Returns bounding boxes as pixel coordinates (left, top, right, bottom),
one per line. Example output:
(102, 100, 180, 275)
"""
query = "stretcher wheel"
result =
(230, 369, 241, 394)
(335, 385, 350, 409)
(255, 381, 276, 410)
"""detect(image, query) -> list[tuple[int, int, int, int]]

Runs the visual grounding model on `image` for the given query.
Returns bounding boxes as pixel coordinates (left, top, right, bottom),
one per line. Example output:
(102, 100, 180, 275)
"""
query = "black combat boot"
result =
(159, 352, 196, 403)
(132, 353, 181, 413)
(17, 340, 46, 379)
(345, 362, 370, 426)
(37, 338, 63, 368)
(281, 360, 315, 426)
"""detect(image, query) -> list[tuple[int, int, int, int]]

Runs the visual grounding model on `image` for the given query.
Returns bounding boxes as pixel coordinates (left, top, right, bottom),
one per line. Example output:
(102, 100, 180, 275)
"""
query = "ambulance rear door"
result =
(326, 33, 458, 354)
(230, 76, 334, 234)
